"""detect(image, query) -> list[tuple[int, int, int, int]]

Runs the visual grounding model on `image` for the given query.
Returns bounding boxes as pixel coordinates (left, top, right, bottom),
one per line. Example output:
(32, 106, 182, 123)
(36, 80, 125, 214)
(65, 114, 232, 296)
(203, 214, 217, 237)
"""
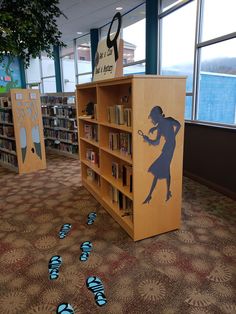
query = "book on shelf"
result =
(111, 162, 119, 179)
(122, 164, 132, 192)
(110, 185, 133, 220)
(0, 125, 15, 138)
(84, 124, 98, 142)
(107, 104, 132, 127)
(0, 151, 17, 167)
(109, 132, 132, 156)
(0, 138, 16, 151)
(86, 148, 99, 165)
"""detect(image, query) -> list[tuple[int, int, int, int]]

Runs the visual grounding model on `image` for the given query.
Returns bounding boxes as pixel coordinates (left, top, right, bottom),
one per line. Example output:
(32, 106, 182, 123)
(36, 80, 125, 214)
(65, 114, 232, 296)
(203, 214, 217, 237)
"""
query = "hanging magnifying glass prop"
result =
(106, 12, 122, 62)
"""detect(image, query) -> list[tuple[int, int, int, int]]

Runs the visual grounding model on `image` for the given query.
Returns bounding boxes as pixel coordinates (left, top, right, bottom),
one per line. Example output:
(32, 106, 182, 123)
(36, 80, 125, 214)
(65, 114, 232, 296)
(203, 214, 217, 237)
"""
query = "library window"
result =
(76, 34, 92, 82)
(160, 0, 196, 118)
(197, 39, 236, 125)
(161, 0, 185, 12)
(61, 43, 76, 92)
(201, 0, 236, 42)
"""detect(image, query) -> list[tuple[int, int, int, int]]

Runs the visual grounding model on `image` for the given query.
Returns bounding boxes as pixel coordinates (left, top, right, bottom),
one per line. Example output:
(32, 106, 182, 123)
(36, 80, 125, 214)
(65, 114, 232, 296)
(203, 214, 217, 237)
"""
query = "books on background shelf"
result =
(0, 97, 12, 108)
(0, 151, 17, 167)
(0, 125, 15, 138)
(107, 105, 132, 127)
(109, 132, 132, 156)
(0, 110, 13, 124)
(84, 124, 98, 142)
(86, 148, 99, 165)
(41, 93, 78, 157)
(0, 138, 16, 152)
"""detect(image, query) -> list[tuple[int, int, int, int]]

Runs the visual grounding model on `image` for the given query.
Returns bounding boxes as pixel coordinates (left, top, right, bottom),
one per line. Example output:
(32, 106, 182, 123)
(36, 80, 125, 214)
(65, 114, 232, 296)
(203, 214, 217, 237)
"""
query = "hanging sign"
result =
(93, 12, 123, 81)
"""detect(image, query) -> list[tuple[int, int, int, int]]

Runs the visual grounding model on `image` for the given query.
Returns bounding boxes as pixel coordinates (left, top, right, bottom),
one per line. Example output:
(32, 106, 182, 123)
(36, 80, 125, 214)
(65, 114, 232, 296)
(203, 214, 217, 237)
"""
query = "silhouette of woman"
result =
(138, 106, 181, 204)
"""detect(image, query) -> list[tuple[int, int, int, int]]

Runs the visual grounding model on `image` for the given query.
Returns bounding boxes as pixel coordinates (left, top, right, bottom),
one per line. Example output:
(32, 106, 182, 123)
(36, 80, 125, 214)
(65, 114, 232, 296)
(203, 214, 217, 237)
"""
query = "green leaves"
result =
(0, 0, 66, 67)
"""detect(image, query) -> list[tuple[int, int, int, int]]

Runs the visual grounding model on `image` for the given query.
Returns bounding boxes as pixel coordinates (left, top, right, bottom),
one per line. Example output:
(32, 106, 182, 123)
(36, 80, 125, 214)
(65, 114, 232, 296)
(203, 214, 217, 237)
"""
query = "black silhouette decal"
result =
(138, 106, 181, 204)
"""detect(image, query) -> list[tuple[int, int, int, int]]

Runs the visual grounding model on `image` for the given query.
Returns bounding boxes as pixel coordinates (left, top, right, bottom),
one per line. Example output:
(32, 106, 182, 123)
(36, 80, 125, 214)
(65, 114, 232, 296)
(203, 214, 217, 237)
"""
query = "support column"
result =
(146, 0, 158, 74)
(90, 29, 99, 76)
(53, 45, 62, 92)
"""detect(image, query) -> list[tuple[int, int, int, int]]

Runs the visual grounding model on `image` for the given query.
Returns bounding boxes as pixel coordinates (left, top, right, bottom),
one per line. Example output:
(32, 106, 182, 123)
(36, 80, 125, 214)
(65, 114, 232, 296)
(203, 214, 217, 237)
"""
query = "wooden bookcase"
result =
(76, 75, 186, 241)
(0, 89, 46, 174)
(41, 92, 78, 159)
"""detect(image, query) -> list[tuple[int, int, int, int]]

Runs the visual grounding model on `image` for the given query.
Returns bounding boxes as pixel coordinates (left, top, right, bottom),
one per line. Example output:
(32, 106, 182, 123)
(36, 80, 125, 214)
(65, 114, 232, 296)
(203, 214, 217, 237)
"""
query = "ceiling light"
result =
(77, 32, 83, 35)
(116, 7, 123, 11)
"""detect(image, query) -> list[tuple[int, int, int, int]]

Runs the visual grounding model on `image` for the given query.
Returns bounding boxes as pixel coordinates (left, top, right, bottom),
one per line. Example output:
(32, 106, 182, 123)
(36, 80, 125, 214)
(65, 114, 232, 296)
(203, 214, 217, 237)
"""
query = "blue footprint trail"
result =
(80, 241, 93, 262)
(56, 303, 74, 314)
(87, 212, 97, 225)
(48, 255, 62, 280)
(59, 223, 72, 239)
(86, 276, 107, 307)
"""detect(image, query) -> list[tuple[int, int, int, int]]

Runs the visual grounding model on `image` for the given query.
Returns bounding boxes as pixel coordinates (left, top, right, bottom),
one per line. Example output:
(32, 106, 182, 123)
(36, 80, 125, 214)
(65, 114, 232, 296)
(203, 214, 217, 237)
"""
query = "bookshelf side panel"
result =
(132, 77, 186, 240)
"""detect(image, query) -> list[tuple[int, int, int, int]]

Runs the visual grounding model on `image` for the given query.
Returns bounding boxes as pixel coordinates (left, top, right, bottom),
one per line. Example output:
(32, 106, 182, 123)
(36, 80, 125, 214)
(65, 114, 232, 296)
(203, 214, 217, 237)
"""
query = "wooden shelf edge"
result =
(100, 173, 133, 200)
(0, 134, 15, 141)
(0, 147, 17, 155)
(100, 147, 132, 164)
(78, 116, 98, 124)
(81, 159, 101, 175)
(80, 137, 99, 148)
(100, 121, 132, 133)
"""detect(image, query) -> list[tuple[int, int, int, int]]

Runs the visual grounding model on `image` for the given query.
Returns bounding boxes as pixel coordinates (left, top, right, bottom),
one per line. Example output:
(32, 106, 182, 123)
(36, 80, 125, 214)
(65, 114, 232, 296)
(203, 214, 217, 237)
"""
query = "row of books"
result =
(110, 186, 133, 217)
(84, 124, 98, 142)
(111, 163, 132, 192)
(109, 132, 132, 155)
(0, 138, 16, 152)
(107, 105, 132, 127)
(45, 139, 78, 154)
(86, 168, 101, 186)
(0, 125, 15, 138)
(0, 110, 13, 124)
(43, 117, 77, 130)
(0, 97, 11, 108)
(41, 95, 75, 106)
(42, 106, 76, 119)
(86, 148, 99, 165)
(0, 151, 17, 167)
(44, 129, 78, 143)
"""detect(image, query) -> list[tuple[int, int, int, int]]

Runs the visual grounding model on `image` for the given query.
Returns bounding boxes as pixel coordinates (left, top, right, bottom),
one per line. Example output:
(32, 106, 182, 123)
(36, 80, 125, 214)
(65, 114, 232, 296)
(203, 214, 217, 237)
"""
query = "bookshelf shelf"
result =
(0, 147, 17, 155)
(100, 121, 132, 133)
(100, 146, 132, 165)
(41, 93, 78, 158)
(0, 90, 46, 174)
(80, 137, 100, 148)
(81, 159, 101, 175)
(77, 75, 186, 241)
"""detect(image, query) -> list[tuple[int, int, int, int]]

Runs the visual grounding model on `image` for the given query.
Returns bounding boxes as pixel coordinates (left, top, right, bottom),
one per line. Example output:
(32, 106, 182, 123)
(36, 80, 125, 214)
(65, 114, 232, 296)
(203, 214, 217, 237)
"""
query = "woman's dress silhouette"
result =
(138, 106, 181, 204)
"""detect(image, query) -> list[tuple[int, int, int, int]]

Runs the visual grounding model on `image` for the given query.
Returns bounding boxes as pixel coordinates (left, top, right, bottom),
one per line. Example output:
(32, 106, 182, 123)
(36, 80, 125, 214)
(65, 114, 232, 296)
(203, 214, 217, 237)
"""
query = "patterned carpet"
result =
(0, 152, 235, 314)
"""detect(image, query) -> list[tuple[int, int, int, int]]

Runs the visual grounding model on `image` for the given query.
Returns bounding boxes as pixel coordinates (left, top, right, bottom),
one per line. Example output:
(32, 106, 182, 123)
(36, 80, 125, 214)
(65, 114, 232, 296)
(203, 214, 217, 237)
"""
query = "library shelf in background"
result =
(0, 89, 46, 174)
(41, 92, 78, 159)
(77, 75, 186, 241)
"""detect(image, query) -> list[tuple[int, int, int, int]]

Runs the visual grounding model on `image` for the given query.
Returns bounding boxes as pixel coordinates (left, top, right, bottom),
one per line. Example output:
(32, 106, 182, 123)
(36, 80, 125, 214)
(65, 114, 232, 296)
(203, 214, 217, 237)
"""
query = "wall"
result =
(183, 122, 236, 199)
(0, 56, 22, 92)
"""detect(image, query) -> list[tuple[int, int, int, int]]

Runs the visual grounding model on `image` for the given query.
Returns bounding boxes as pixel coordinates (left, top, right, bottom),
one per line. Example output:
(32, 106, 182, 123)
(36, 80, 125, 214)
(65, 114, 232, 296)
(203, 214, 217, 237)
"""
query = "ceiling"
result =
(56, 0, 145, 43)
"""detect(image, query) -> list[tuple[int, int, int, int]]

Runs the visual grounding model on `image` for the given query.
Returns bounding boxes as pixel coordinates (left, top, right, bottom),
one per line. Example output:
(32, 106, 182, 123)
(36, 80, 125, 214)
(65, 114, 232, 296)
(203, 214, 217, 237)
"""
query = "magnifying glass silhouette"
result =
(106, 12, 122, 62)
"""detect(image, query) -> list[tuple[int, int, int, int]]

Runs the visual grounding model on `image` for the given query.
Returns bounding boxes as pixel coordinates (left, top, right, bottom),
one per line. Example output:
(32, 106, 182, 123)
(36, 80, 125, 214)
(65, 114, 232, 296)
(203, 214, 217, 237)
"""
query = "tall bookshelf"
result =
(41, 92, 78, 158)
(77, 75, 186, 241)
(0, 89, 46, 174)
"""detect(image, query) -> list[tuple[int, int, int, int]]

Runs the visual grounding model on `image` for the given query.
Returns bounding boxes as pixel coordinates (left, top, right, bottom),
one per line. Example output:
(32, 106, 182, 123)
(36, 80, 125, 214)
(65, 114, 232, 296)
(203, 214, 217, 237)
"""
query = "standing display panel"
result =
(77, 75, 186, 241)
(0, 89, 46, 173)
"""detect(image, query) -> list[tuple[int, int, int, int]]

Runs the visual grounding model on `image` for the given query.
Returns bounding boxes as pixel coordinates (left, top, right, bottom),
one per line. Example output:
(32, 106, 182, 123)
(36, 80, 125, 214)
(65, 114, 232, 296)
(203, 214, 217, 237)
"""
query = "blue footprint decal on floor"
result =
(56, 303, 74, 314)
(87, 212, 97, 225)
(48, 255, 62, 280)
(59, 223, 72, 239)
(86, 276, 107, 307)
(80, 241, 92, 262)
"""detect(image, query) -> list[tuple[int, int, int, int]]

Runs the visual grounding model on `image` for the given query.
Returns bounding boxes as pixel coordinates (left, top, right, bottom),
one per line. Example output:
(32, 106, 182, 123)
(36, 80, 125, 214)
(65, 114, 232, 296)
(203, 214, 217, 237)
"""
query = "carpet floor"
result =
(0, 152, 235, 314)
